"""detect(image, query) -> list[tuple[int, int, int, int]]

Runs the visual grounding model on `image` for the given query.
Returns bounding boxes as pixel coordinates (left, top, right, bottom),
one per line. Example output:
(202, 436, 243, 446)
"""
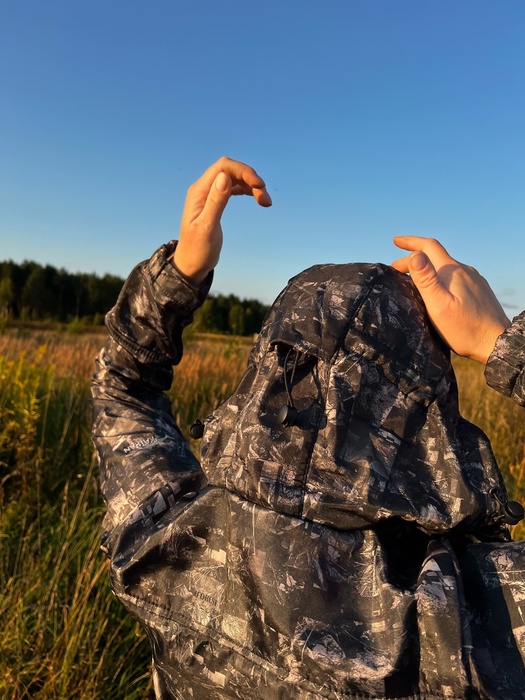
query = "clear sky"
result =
(1, 1, 524, 310)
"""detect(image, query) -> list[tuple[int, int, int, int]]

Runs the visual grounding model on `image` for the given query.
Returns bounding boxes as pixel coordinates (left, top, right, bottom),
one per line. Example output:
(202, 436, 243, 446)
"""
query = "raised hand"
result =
(173, 157, 272, 285)
(392, 236, 511, 364)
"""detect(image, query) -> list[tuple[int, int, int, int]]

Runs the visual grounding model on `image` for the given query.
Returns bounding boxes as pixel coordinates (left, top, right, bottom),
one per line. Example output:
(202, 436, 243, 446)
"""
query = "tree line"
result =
(0, 259, 123, 325)
(191, 294, 269, 337)
(0, 259, 269, 335)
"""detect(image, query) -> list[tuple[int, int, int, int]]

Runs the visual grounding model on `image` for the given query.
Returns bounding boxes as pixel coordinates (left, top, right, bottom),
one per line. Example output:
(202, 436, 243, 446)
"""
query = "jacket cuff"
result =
(485, 311, 525, 405)
(105, 240, 213, 366)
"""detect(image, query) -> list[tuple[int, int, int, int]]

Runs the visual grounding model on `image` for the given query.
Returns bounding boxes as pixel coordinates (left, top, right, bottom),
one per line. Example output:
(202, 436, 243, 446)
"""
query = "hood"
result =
(201, 262, 507, 535)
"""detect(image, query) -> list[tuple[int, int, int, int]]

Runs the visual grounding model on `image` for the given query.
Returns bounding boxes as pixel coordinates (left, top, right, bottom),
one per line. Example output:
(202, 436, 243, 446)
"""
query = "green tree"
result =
(0, 275, 14, 319)
(193, 298, 217, 332)
(228, 304, 245, 336)
(22, 267, 55, 319)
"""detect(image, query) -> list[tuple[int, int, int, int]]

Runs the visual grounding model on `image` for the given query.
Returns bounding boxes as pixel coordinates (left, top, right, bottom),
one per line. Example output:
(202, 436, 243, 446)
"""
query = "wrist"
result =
(475, 320, 511, 365)
(171, 251, 210, 287)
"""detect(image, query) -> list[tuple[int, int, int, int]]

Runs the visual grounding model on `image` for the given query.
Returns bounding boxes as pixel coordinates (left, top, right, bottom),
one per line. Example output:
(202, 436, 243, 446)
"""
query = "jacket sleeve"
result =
(485, 311, 525, 407)
(91, 241, 210, 551)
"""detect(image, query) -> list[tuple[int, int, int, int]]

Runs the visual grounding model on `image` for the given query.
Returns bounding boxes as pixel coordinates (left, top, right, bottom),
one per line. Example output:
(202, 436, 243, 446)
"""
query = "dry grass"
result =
(0, 328, 523, 697)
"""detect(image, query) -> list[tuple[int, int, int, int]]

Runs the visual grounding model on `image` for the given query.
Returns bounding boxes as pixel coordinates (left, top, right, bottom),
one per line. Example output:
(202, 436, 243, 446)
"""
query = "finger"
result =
(394, 236, 458, 274)
(230, 184, 256, 197)
(195, 156, 267, 198)
(391, 255, 410, 273)
(250, 187, 272, 206)
(393, 235, 433, 252)
(199, 171, 232, 225)
(393, 236, 456, 267)
(230, 181, 272, 206)
(394, 248, 451, 301)
(406, 251, 450, 301)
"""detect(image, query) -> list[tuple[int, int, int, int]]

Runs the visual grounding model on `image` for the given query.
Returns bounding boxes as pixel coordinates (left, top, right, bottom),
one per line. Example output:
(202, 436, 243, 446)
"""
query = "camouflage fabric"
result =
(92, 241, 525, 700)
(485, 310, 525, 406)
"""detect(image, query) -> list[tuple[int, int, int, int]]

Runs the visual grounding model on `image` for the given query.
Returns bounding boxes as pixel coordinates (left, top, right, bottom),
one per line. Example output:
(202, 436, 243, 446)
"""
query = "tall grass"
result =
(0, 332, 153, 699)
(0, 328, 523, 697)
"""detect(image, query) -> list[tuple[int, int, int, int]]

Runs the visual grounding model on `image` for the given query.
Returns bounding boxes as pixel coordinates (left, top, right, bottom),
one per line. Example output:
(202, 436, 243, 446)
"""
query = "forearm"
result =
(485, 311, 525, 406)
(91, 241, 211, 538)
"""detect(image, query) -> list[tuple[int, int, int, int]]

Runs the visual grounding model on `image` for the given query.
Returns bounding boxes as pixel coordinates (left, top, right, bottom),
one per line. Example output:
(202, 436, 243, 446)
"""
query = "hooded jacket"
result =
(92, 241, 525, 700)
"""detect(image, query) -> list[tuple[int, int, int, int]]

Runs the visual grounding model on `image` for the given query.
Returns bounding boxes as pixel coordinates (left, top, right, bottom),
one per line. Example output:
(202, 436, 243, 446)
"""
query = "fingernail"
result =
(215, 172, 228, 192)
(410, 252, 427, 271)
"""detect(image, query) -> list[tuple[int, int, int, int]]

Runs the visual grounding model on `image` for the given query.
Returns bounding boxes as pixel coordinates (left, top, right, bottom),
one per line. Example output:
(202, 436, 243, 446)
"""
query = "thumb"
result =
(201, 171, 232, 224)
(408, 251, 447, 302)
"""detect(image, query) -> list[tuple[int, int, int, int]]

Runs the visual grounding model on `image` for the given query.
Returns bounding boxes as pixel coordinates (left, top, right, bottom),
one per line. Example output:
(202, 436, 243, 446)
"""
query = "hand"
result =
(392, 236, 511, 364)
(173, 157, 272, 284)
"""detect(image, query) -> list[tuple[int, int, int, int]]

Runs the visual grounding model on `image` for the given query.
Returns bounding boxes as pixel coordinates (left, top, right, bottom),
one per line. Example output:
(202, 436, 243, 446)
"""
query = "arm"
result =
(392, 236, 525, 405)
(92, 244, 210, 537)
(92, 157, 272, 546)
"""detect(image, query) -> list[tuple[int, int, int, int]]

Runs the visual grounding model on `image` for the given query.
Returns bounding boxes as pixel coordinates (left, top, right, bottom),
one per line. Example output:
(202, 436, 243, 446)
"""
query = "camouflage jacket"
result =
(92, 241, 525, 700)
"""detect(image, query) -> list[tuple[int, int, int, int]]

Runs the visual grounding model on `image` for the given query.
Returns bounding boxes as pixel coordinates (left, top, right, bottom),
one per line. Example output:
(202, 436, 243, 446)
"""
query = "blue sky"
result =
(1, 1, 524, 310)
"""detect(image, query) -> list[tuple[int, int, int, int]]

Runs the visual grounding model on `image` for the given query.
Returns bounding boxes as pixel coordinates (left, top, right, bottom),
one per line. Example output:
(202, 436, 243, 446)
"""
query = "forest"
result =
(0, 259, 269, 335)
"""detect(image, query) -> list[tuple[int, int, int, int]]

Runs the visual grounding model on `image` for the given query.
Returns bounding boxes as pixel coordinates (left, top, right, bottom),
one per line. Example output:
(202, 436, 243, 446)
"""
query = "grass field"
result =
(0, 327, 523, 699)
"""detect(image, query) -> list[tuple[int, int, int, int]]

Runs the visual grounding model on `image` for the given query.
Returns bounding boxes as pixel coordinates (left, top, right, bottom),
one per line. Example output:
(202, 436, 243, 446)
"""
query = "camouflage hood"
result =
(201, 262, 507, 535)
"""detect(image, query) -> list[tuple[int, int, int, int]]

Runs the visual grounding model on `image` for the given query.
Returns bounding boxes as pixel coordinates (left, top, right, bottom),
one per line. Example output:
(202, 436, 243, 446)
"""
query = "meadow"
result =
(0, 327, 524, 699)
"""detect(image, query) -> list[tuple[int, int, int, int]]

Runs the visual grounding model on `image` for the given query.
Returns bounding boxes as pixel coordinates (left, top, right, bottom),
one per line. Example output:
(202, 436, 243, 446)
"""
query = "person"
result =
(92, 157, 525, 700)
